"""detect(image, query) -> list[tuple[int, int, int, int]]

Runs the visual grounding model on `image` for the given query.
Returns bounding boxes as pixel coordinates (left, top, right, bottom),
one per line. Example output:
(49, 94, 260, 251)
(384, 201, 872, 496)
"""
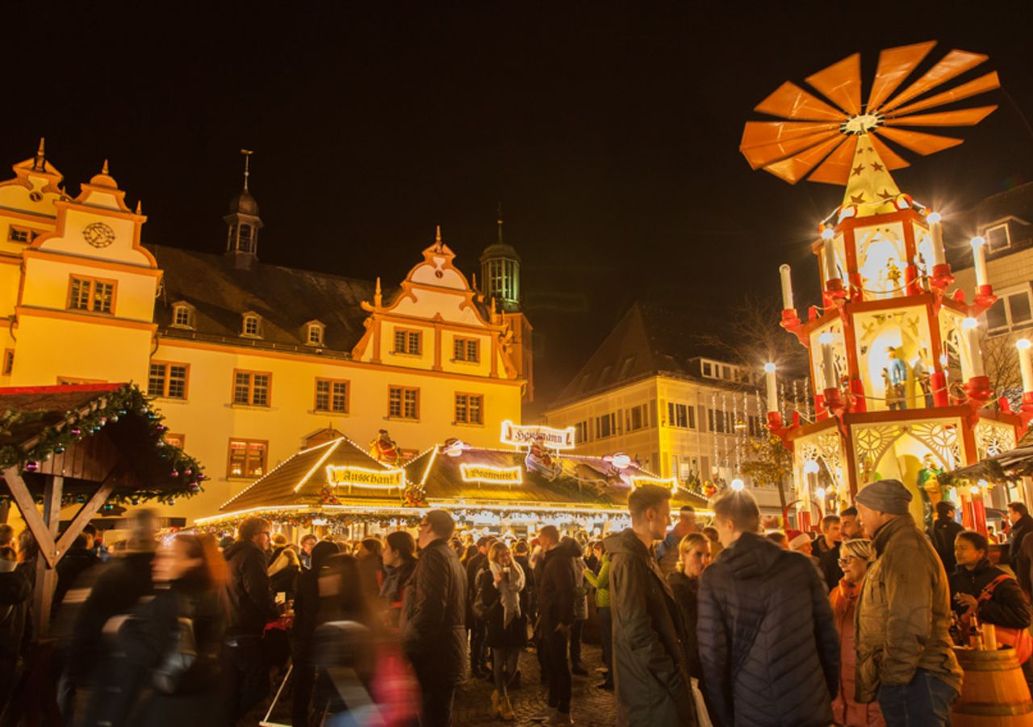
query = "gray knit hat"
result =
(856, 479, 912, 515)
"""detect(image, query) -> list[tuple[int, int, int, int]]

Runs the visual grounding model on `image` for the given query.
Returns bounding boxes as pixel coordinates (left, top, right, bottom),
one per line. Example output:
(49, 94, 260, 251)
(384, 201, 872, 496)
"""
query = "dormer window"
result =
(306, 321, 325, 346)
(242, 312, 262, 338)
(985, 222, 1011, 253)
(171, 302, 195, 329)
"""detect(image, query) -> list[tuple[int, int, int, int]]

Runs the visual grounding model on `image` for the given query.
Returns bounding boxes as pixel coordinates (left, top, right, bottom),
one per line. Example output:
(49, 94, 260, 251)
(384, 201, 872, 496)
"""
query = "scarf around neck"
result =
(490, 560, 525, 627)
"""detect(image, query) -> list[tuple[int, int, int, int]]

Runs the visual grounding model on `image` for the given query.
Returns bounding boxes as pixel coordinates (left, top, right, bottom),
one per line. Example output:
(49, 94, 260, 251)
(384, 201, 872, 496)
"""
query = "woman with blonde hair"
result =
(475, 540, 527, 721)
(830, 538, 884, 726)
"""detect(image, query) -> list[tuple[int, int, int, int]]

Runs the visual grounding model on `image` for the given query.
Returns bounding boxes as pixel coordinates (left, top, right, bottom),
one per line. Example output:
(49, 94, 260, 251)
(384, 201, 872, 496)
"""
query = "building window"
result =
(233, 370, 271, 406)
(598, 365, 612, 386)
(667, 402, 694, 428)
(454, 393, 484, 425)
(987, 288, 1033, 333)
(164, 433, 185, 449)
(68, 276, 115, 314)
(595, 412, 618, 439)
(148, 362, 189, 399)
(171, 304, 194, 329)
(227, 438, 267, 478)
(242, 314, 262, 338)
(618, 355, 635, 380)
(575, 420, 589, 444)
(238, 224, 254, 252)
(315, 379, 349, 413)
(8, 226, 39, 243)
(388, 386, 419, 419)
(708, 408, 730, 434)
(627, 403, 650, 431)
(985, 222, 1011, 252)
(393, 329, 421, 355)
(307, 323, 324, 346)
(2, 349, 12, 376)
(453, 337, 479, 362)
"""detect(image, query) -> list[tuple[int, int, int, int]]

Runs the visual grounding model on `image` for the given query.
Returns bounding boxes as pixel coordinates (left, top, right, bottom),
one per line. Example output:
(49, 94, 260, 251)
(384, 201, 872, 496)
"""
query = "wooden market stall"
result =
(0, 383, 204, 634)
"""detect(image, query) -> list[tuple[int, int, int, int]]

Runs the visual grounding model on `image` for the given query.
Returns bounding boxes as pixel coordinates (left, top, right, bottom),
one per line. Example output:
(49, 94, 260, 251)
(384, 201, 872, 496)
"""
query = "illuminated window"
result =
(627, 403, 650, 431)
(454, 393, 483, 425)
(227, 438, 267, 478)
(315, 379, 349, 413)
(171, 303, 194, 329)
(164, 433, 185, 449)
(453, 337, 479, 362)
(8, 226, 39, 243)
(985, 223, 1011, 253)
(666, 402, 694, 429)
(149, 362, 189, 399)
(68, 276, 115, 314)
(2, 349, 12, 376)
(233, 370, 271, 406)
(393, 329, 421, 355)
(307, 322, 324, 346)
(595, 412, 618, 439)
(388, 386, 419, 419)
(242, 313, 262, 338)
(575, 420, 589, 443)
(986, 289, 1033, 333)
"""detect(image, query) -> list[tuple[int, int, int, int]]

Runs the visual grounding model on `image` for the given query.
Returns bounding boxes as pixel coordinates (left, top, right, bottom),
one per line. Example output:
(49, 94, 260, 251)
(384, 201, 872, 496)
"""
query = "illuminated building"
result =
(0, 144, 530, 522)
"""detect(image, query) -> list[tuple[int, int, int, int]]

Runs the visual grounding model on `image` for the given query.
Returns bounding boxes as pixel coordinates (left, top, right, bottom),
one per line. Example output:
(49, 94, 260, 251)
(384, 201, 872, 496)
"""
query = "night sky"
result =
(8, 2, 1033, 402)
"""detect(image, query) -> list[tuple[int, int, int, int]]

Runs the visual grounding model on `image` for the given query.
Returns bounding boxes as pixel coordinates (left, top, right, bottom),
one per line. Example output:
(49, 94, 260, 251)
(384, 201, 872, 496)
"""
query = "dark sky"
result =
(8, 1, 1033, 401)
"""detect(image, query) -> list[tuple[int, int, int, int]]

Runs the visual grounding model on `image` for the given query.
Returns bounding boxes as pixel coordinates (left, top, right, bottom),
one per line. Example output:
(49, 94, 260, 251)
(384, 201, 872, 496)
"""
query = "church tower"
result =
(480, 208, 534, 402)
(224, 149, 262, 270)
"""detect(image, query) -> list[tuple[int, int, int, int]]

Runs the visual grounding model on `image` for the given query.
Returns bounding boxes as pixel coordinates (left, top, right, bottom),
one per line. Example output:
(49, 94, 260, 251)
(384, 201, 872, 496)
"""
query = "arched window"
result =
(242, 313, 262, 338)
(306, 322, 324, 346)
(171, 303, 195, 329)
(238, 224, 253, 253)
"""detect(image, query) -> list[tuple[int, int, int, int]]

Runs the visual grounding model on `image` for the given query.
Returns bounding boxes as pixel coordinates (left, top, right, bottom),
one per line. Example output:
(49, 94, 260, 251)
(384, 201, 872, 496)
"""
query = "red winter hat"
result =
(785, 529, 811, 550)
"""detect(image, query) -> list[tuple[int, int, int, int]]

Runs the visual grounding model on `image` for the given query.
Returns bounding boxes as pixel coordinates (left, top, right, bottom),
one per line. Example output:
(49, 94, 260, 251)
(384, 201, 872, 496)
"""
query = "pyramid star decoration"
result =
(739, 41, 1000, 194)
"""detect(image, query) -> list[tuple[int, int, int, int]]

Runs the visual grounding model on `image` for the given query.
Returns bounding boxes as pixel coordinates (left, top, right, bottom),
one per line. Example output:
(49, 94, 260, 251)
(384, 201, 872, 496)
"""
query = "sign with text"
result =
(460, 463, 523, 486)
(500, 420, 576, 450)
(630, 475, 679, 493)
(326, 465, 406, 490)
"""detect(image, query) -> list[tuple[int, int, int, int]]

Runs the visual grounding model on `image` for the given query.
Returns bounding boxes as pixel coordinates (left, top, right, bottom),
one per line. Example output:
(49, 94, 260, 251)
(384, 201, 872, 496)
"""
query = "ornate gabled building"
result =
(0, 143, 531, 521)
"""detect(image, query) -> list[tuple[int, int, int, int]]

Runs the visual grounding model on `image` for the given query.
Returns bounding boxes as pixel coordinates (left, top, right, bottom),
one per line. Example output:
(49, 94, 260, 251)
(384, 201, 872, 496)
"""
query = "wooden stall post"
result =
(33, 475, 63, 637)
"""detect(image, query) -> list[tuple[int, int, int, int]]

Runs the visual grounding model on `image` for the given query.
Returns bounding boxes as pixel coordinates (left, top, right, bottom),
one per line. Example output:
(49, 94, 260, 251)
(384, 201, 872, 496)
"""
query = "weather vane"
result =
(240, 148, 254, 191)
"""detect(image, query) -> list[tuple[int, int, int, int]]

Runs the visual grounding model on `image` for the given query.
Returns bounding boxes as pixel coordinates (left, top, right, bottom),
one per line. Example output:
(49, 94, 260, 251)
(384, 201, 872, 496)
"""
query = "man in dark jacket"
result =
(1008, 501, 1033, 566)
(0, 547, 30, 715)
(607, 485, 696, 727)
(222, 516, 279, 722)
(404, 509, 467, 726)
(814, 514, 843, 590)
(929, 501, 964, 575)
(698, 489, 839, 727)
(465, 535, 492, 677)
(533, 525, 576, 725)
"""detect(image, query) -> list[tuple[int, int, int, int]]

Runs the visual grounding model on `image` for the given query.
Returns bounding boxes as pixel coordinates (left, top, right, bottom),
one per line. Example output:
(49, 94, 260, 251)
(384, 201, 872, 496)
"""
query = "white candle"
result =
(823, 236, 838, 282)
(1017, 339, 1033, 393)
(779, 264, 794, 310)
(819, 332, 836, 390)
(928, 212, 946, 267)
(764, 362, 778, 413)
(972, 236, 989, 287)
(962, 317, 985, 378)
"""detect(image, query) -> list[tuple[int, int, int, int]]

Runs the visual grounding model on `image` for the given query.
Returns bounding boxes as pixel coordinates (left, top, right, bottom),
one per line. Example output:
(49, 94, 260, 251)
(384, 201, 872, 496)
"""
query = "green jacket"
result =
(584, 554, 611, 608)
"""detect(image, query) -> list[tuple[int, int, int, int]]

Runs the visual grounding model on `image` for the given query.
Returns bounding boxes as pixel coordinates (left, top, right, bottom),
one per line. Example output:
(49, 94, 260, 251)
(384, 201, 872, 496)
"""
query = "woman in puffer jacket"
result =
(829, 539, 884, 727)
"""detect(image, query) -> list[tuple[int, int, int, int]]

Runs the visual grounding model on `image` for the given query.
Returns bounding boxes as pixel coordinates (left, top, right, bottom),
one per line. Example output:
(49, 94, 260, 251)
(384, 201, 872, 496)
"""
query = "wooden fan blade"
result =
(869, 135, 910, 170)
(741, 130, 841, 169)
(808, 135, 860, 184)
(887, 72, 1000, 117)
(879, 49, 989, 113)
(867, 41, 937, 112)
(740, 121, 840, 149)
(762, 136, 846, 184)
(755, 81, 846, 121)
(875, 127, 963, 156)
(806, 53, 862, 115)
(883, 105, 998, 127)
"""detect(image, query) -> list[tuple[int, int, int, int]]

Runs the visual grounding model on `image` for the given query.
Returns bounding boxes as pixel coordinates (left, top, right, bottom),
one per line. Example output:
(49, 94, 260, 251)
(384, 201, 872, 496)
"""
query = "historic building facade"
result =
(0, 143, 531, 521)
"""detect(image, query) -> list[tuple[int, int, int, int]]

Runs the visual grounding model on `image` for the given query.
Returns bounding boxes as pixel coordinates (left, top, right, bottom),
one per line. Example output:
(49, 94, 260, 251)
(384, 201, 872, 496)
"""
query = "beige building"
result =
(0, 143, 531, 522)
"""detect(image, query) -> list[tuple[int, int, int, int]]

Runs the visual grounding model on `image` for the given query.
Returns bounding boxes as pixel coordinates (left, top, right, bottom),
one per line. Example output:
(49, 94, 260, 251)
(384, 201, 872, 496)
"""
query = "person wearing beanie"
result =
(854, 479, 961, 725)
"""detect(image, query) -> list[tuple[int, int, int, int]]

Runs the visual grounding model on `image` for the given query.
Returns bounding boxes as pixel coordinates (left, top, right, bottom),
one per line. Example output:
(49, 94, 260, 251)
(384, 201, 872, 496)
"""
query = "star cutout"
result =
(878, 189, 896, 201)
(850, 193, 866, 204)
(871, 162, 884, 172)
(852, 164, 865, 177)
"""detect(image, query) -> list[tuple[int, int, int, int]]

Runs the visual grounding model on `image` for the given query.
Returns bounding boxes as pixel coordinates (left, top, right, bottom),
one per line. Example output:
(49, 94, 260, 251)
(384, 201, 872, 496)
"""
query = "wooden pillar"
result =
(0, 499, 8, 523)
(33, 475, 63, 638)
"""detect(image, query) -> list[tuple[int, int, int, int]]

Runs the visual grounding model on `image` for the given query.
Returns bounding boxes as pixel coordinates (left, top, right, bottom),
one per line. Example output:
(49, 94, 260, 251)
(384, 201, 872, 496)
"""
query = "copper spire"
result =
(434, 224, 443, 251)
(240, 149, 253, 191)
(33, 137, 45, 171)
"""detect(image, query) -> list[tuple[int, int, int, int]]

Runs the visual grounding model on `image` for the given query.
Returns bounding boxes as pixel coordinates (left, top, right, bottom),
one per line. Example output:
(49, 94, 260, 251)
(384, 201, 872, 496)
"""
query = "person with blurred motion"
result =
(814, 515, 844, 593)
(950, 529, 1033, 690)
(404, 510, 466, 726)
(54, 530, 99, 612)
(854, 479, 961, 726)
(928, 501, 964, 575)
(667, 532, 711, 682)
(656, 505, 698, 576)
(698, 489, 838, 727)
(466, 535, 493, 678)
(380, 531, 417, 628)
(89, 533, 229, 727)
(0, 545, 29, 719)
(476, 541, 527, 721)
(533, 525, 577, 725)
(291, 539, 340, 726)
(222, 517, 279, 722)
(564, 537, 590, 677)
(829, 539, 885, 727)
(357, 537, 386, 603)
(607, 485, 696, 727)
(582, 542, 612, 691)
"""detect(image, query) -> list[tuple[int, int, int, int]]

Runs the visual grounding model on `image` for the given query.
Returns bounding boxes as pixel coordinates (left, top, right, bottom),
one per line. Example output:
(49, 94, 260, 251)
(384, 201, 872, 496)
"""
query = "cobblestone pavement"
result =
(454, 644, 616, 727)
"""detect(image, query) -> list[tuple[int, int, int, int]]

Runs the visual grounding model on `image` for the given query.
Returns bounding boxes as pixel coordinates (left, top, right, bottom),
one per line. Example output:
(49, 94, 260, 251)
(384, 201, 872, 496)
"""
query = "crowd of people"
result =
(0, 483, 1030, 726)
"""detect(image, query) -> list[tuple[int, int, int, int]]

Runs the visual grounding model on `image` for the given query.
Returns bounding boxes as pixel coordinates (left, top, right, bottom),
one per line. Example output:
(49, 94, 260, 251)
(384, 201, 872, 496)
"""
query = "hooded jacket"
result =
(697, 531, 839, 727)
(223, 540, 278, 638)
(854, 514, 962, 703)
(605, 529, 696, 727)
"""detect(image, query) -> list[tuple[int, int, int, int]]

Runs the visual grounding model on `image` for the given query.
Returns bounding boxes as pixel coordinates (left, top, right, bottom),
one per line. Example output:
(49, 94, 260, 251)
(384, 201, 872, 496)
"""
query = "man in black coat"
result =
(929, 501, 964, 575)
(813, 514, 843, 591)
(1008, 502, 1033, 566)
(404, 510, 467, 727)
(607, 485, 695, 727)
(698, 489, 839, 727)
(465, 535, 493, 677)
(534, 525, 576, 725)
(222, 516, 279, 722)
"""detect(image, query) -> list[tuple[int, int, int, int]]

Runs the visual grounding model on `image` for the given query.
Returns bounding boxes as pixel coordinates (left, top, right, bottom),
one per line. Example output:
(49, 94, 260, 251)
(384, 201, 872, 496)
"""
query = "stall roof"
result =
(943, 444, 1033, 484)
